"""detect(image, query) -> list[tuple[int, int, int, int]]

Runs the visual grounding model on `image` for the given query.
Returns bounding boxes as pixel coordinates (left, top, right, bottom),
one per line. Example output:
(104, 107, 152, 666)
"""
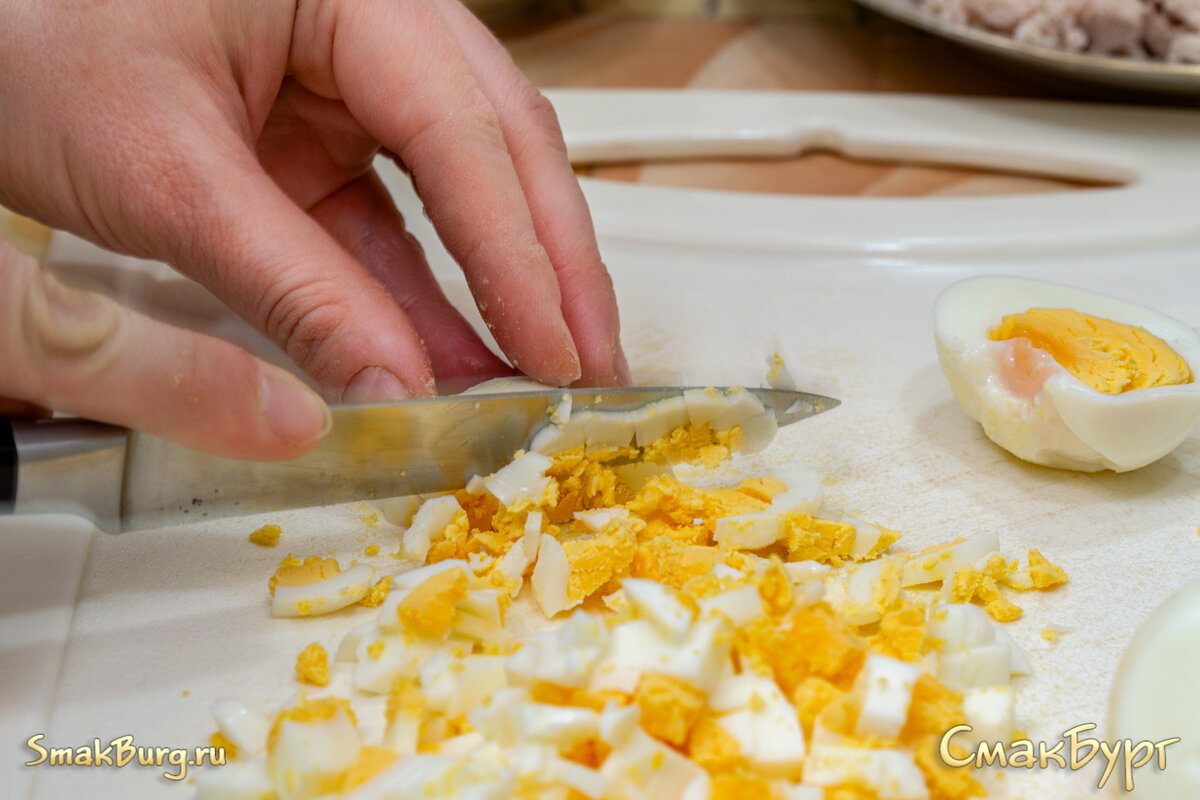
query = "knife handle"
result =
(1, 418, 15, 509)
(1, 416, 128, 528)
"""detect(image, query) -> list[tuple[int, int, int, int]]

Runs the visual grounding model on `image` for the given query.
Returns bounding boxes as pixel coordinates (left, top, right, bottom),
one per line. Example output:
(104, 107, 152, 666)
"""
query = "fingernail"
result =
(344, 367, 410, 403)
(259, 370, 332, 445)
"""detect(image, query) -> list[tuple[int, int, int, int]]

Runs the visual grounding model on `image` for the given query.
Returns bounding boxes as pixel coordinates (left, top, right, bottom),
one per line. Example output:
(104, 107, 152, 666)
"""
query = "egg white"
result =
(934, 275, 1200, 472)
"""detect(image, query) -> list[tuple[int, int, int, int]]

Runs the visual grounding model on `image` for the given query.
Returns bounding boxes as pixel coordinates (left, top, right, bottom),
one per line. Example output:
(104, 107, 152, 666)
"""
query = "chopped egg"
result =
(400, 496, 464, 561)
(1110, 574, 1200, 798)
(216, 386, 1076, 800)
(272, 563, 375, 618)
(935, 275, 1200, 471)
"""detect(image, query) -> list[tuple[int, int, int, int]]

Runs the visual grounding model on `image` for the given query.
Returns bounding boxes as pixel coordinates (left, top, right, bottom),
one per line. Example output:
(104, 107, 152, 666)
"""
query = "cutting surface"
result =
(29, 92, 1200, 798)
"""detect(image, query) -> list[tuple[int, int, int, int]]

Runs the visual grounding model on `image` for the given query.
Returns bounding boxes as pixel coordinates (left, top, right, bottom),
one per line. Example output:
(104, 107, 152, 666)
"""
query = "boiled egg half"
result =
(935, 275, 1200, 472)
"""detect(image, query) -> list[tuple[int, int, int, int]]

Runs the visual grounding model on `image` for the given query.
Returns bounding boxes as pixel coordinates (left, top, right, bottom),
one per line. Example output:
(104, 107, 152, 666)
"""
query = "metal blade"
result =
(120, 386, 837, 531)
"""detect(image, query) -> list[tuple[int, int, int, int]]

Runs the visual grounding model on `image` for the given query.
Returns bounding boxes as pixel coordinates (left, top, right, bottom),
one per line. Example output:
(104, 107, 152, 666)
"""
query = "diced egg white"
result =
(963, 685, 1017, 744)
(271, 564, 375, 618)
(530, 533, 575, 618)
(620, 577, 695, 641)
(855, 654, 922, 739)
(803, 744, 929, 800)
(902, 531, 1000, 587)
(268, 706, 361, 800)
(401, 496, 464, 561)
(211, 699, 271, 757)
(505, 610, 609, 689)
(483, 452, 553, 507)
(709, 672, 806, 777)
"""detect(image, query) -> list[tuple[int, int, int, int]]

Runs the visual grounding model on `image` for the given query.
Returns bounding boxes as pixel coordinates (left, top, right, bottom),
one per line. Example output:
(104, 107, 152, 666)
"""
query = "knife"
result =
(0, 386, 838, 533)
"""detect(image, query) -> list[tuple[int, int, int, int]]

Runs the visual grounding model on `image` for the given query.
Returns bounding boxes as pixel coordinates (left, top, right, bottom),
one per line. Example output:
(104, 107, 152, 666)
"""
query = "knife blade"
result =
(1, 386, 838, 533)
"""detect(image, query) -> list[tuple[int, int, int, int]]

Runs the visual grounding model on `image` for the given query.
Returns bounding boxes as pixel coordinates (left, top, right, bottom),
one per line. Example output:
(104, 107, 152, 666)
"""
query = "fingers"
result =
(309, 171, 517, 394)
(0, 239, 330, 460)
(428, 0, 630, 386)
(294, 0, 584, 386)
(124, 116, 439, 403)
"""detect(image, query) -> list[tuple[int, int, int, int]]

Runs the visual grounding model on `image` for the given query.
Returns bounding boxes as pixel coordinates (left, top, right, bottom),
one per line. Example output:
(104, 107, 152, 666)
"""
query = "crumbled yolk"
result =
(634, 672, 706, 746)
(687, 713, 744, 773)
(1028, 548, 1069, 589)
(1042, 628, 1060, 643)
(396, 568, 467, 635)
(295, 642, 330, 687)
(563, 524, 637, 602)
(989, 307, 1191, 394)
(358, 576, 392, 608)
(249, 524, 282, 547)
(268, 555, 341, 595)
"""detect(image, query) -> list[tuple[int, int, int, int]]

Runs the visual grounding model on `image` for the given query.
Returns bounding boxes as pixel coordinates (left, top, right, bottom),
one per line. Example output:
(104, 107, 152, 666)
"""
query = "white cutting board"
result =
(27, 92, 1200, 798)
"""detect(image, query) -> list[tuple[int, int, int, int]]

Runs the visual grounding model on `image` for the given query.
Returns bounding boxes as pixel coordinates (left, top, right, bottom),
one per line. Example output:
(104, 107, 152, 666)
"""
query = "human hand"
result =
(0, 0, 629, 459)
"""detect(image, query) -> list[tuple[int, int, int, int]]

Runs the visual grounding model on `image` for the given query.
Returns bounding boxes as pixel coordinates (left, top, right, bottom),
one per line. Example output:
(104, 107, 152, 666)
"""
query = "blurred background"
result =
(3, 0, 1193, 258)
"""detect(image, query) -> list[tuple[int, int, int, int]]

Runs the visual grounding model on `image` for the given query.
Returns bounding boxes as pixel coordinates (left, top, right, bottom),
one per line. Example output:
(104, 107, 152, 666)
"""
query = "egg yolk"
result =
(989, 308, 1192, 394)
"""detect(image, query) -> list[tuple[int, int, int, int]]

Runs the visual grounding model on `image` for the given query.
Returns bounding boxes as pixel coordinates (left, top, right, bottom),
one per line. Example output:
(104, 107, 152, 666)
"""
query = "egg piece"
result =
(802, 744, 929, 799)
(935, 275, 1200, 472)
(711, 687, 807, 778)
(600, 729, 711, 800)
(483, 451, 553, 507)
(620, 577, 695, 641)
(530, 533, 575, 617)
(211, 699, 272, 758)
(267, 698, 362, 800)
(193, 759, 275, 800)
(855, 654, 922, 739)
(401, 496, 465, 561)
(271, 564, 375, 618)
(505, 610, 609, 689)
(1110, 574, 1200, 799)
(962, 685, 1016, 744)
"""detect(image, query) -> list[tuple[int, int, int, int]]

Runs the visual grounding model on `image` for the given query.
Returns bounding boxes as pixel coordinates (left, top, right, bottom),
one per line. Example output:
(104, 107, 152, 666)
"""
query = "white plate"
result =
(855, 0, 1200, 98)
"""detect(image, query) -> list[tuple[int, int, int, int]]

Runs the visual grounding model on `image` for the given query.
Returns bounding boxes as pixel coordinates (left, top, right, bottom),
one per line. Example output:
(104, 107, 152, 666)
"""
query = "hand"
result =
(0, 0, 629, 460)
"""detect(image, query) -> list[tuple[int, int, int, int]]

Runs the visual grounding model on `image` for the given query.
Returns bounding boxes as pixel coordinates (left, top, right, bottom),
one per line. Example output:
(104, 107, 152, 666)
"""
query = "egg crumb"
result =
(1042, 628, 1060, 643)
(295, 642, 329, 687)
(1027, 548, 1068, 589)
(248, 524, 281, 547)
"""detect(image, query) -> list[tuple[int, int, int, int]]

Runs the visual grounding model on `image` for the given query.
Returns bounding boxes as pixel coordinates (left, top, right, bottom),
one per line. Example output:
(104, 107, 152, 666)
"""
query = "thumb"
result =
(0, 240, 331, 460)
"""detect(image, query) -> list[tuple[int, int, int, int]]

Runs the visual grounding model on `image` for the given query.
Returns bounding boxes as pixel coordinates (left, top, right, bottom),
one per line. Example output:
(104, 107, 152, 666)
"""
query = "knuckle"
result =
(260, 279, 350, 380)
(15, 268, 127, 402)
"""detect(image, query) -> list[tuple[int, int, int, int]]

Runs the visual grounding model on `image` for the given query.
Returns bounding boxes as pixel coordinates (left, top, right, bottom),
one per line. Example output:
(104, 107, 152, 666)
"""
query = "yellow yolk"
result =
(268, 555, 342, 596)
(295, 642, 330, 687)
(989, 307, 1192, 394)
(396, 568, 467, 635)
(634, 673, 706, 746)
(249, 524, 282, 547)
(209, 731, 238, 760)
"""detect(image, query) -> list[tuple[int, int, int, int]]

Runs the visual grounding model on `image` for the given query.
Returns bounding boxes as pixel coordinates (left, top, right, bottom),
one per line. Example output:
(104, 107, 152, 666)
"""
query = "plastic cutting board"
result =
(25, 91, 1200, 799)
